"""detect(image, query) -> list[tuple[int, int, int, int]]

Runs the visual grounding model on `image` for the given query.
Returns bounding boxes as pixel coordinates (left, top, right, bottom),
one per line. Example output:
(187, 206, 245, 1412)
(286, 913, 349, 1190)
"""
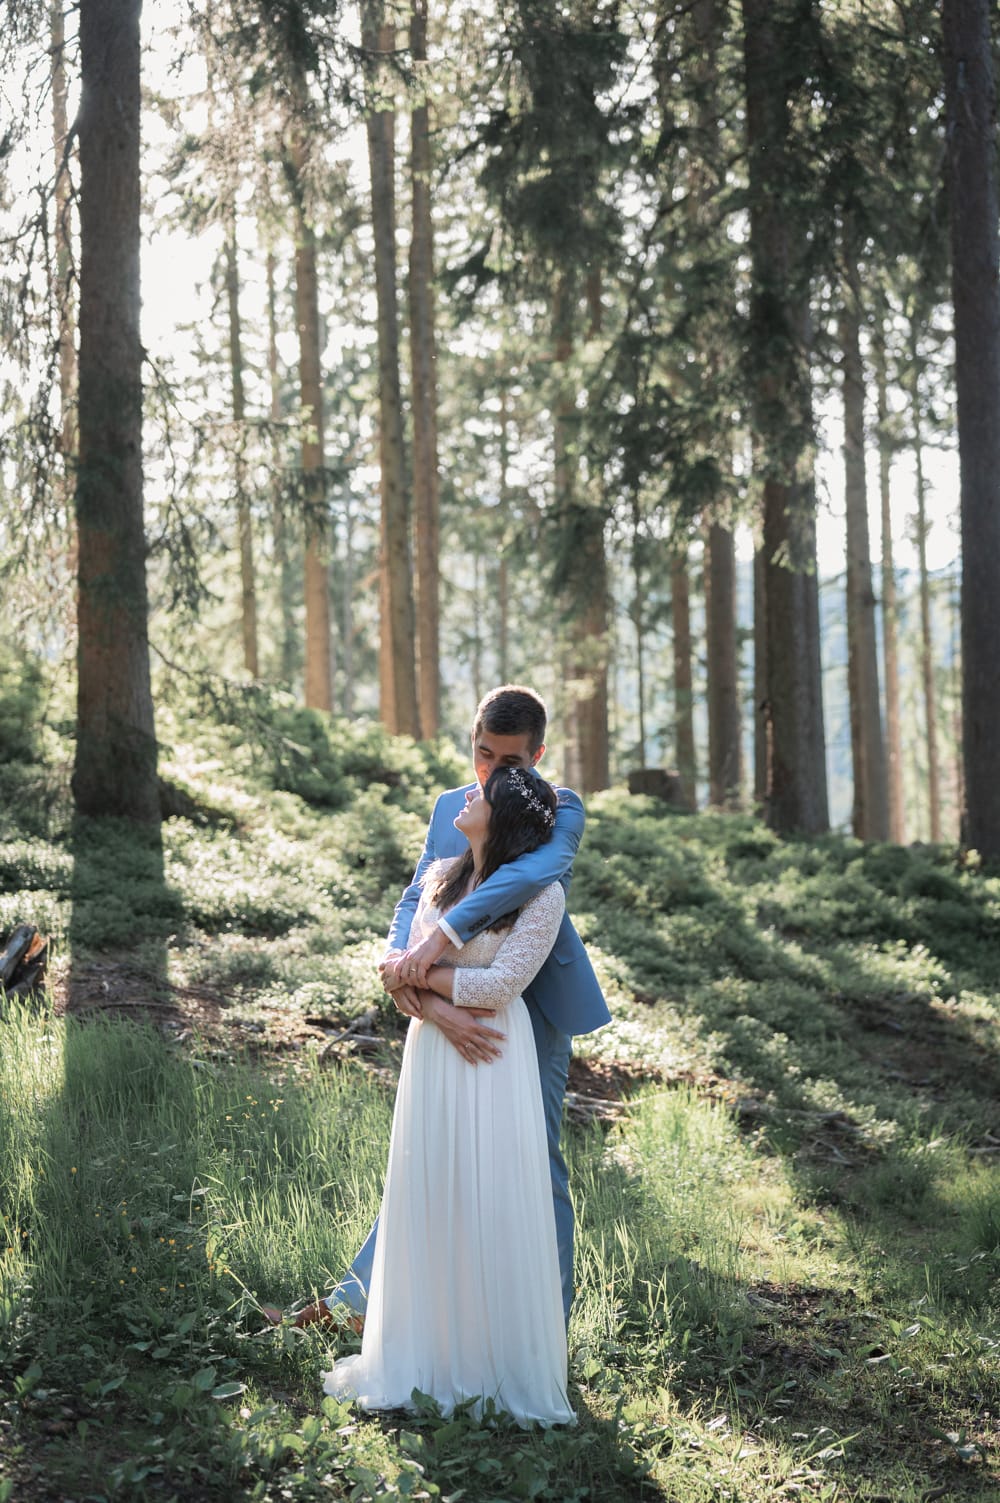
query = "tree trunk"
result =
(705, 517, 742, 807)
(51, 0, 76, 489)
(685, 0, 738, 809)
(364, 7, 419, 738)
(409, 0, 440, 737)
(554, 272, 609, 794)
(950, 578, 964, 835)
(631, 499, 648, 768)
(741, 0, 828, 834)
(289, 130, 333, 712)
(225, 215, 259, 679)
(840, 249, 887, 839)
(908, 322, 941, 842)
(339, 489, 355, 715)
(942, 0, 1000, 860)
(497, 388, 511, 684)
(753, 542, 768, 807)
(571, 514, 610, 793)
(266, 245, 299, 685)
(73, 0, 158, 823)
(552, 276, 580, 790)
(873, 306, 905, 843)
(671, 545, 697, 809)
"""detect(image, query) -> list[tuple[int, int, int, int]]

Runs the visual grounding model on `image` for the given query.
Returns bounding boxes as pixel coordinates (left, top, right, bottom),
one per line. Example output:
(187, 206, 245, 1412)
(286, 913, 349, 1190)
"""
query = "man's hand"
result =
(421, 994, 505, 1065)
(379, 950, 423, 1017)
(399, 926, 450, 988)
(389, 983, 424, 1019)
(379, 949, 408, 992)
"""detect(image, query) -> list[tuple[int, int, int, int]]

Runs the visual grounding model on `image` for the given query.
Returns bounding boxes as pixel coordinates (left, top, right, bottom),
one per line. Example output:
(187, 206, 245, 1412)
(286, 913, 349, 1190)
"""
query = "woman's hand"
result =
(398, 927, 450, 987)
(420, 993, 505, 1065)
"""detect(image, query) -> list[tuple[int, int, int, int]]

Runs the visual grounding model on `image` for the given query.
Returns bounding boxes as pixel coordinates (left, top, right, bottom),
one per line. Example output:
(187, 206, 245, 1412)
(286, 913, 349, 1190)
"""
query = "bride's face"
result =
(454, 785, 492, 841)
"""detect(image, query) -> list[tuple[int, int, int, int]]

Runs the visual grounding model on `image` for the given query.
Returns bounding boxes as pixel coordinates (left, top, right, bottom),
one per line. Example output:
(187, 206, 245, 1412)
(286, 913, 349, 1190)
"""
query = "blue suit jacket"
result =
(386, 783, 611, 1037)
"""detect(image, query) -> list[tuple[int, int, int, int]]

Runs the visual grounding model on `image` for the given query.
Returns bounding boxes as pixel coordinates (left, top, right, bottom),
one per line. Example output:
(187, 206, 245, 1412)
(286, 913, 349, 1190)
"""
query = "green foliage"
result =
(268, 707, 464, 811)
(0, 642, 45, 763)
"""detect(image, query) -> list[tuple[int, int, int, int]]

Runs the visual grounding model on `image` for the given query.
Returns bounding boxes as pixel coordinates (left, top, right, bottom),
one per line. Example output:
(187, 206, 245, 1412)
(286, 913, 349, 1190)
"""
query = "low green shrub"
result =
(0, 642, 45, 764)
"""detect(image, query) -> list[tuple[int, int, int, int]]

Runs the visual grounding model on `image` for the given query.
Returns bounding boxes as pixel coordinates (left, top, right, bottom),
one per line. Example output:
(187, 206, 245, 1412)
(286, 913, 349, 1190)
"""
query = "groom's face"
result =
(472, 729, 544, 789)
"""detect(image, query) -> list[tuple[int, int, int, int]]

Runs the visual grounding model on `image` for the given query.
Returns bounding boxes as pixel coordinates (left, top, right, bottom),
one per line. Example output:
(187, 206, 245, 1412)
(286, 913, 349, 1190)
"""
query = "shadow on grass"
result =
(579, 850, 1000, 1323)
(569, 1118, 1000, 1499)
(575, 814, 1000, 1152)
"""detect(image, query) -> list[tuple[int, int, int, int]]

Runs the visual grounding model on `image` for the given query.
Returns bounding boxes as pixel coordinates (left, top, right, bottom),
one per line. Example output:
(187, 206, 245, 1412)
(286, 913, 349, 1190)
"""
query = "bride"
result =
(322, 765, 575, 1427)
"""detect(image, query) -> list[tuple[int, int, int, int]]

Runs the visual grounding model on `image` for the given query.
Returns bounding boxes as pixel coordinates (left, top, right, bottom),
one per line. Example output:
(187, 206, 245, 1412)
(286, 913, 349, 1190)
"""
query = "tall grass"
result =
(2, 1000, 999, 1500)
(0, 1007, 391, 1322)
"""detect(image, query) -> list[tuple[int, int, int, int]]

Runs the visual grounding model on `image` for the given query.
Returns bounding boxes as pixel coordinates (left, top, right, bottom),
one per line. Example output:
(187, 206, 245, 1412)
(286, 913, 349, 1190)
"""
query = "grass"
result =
(1, 708, 999, 1500)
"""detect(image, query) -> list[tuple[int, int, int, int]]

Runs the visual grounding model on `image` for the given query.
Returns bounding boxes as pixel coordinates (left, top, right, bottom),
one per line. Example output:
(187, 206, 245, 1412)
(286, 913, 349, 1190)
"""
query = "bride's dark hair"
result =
(425, 766, 558, 931)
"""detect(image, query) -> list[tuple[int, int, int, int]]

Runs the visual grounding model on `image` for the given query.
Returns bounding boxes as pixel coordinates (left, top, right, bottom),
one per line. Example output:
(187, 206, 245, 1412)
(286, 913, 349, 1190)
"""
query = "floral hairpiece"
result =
(506, 768, 556, 827)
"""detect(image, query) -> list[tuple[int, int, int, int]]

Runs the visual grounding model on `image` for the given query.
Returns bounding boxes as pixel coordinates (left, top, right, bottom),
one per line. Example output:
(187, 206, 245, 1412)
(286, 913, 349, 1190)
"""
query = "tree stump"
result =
(0, 924, 49, 1001)
(627, 768, 692, 809)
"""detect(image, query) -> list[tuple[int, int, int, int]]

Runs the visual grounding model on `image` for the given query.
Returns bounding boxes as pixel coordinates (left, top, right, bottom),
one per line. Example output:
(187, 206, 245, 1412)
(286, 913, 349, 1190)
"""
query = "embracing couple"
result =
(279, 685, 610, 1426)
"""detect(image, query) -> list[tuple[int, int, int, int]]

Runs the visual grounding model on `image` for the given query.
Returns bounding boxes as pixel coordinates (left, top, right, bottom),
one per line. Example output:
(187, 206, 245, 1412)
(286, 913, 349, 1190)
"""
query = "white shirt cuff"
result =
(438, 915, 463, 949)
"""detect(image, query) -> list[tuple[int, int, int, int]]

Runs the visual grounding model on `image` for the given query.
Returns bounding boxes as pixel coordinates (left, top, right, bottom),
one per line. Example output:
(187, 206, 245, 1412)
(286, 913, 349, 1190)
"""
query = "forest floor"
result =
(1, 706, 999, 1502)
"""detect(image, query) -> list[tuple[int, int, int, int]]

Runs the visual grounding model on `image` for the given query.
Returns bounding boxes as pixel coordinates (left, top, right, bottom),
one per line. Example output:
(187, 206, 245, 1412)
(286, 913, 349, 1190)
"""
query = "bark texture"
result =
(752, 543, 767, 807)
(266, 246, 299, 686)
(840, 257, 887, 840)
(705, 519, 743, 807)
(873, 311, 905, 843)
(73, 0, 158, 822)
(409, 0, 440, 737)
(907, 328, 941, 842)
(365, 6, 420, 738)
(497, 391, 511, 685)
(671, 547, 697, 810)
(225, 218, 259, 678)
(290, 130, 333, 712)
(52, 0, 76, 482)
(942, 0, 1000, 858)
(553, 274, 610, 794)
(742, 0, 828, 834)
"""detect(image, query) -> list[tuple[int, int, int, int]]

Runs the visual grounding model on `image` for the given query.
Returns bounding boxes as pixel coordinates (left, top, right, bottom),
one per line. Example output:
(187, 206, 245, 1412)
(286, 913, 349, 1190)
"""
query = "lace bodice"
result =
(412, 863, 565, 1011)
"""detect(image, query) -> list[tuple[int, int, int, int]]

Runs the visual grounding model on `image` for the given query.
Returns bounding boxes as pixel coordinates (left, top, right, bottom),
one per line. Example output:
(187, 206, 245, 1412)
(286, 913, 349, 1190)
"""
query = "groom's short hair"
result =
(474, 685, 547, 752)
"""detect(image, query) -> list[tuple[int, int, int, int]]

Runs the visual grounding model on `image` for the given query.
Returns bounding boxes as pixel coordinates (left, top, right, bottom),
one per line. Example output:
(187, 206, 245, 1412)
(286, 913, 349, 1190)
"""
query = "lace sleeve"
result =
(450, 884, 565, 1011)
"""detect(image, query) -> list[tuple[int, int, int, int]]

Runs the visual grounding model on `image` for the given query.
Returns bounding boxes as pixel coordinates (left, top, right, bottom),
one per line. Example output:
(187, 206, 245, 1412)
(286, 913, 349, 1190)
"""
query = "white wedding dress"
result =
(322, 868, 575, 1427)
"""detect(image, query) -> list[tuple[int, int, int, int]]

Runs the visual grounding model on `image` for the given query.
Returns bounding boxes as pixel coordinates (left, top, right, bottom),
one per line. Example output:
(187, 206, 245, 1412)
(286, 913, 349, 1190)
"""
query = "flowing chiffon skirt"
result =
(322, 996, 574, 1426)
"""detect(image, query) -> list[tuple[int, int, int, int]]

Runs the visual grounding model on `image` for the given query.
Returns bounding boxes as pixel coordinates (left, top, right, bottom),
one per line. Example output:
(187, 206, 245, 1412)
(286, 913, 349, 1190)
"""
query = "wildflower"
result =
(70, 1167, 77, 1175)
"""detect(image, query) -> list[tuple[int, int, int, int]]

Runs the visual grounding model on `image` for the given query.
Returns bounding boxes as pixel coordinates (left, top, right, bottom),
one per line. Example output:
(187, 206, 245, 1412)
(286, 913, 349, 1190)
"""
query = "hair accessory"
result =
(506, 768, 556, 827)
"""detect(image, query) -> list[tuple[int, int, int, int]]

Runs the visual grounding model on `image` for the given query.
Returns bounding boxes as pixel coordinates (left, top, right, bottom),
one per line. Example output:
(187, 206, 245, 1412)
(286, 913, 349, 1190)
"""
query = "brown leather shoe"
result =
(261, 1300, 363, 1334)
(293, 1301, 364, 1333)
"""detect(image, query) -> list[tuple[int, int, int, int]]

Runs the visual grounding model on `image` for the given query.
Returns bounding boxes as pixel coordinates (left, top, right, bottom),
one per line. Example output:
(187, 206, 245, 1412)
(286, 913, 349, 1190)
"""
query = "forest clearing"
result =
(1, 708, 999, 1501)
(3, 0, 1000, 1495)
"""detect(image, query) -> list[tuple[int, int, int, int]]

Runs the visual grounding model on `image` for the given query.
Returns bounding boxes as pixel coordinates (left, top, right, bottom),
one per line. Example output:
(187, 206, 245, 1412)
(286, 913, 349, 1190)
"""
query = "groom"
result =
(314, 684, 610, 1327)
